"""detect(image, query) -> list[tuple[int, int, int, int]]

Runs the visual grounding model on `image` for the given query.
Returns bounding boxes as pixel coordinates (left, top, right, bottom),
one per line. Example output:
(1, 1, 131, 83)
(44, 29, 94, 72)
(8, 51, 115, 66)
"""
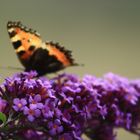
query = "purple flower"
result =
(13, 98, 27, 111)
(20, 71, 38, 79)
(0, 97, 7, 112)
(24, 106, 41, 122)
(42, 99, 62, 122)
(42, 105, 53, 119)
(124, 92, 138, 105)
(114, 110, 124, 126)
(42, 98, 57, 119)
(29, 95, 44, 109)
(62, 81, 82, 93)
(99, 105, 108, 119)
(59, 133, 73, 140)
(48, 119, 63, 136)
(24, 79, 37, 89)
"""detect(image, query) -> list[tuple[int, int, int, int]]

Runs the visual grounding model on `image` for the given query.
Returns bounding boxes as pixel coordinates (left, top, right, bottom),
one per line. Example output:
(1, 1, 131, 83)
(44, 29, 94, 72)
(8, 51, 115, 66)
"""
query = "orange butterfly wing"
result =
(7, 21, 77, 76)
(7, 21, 42, 67)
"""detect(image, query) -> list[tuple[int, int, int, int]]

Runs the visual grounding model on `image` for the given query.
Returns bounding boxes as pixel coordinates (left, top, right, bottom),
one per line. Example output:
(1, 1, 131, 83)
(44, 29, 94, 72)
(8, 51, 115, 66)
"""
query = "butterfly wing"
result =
(7, 21, 42, 68)
(26, 42, 76, 76)
(45, 41, 74, 67)
(7, 21, 77, 76)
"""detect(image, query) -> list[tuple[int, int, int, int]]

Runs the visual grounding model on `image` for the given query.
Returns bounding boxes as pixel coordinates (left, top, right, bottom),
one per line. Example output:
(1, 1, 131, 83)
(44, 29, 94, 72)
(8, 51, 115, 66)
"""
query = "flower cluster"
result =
(83, 73, 140, 140)
(0, 71, 140, 140)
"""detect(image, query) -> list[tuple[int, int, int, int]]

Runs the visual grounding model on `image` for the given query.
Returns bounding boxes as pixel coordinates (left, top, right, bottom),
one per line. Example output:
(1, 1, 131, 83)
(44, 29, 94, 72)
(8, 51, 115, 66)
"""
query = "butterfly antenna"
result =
(72, 63, 84, 67)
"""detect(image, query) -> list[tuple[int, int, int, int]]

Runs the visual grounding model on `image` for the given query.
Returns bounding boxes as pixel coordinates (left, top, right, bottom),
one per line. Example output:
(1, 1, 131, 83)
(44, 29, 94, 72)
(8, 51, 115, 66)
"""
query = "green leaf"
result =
(0, 112, 6, 124)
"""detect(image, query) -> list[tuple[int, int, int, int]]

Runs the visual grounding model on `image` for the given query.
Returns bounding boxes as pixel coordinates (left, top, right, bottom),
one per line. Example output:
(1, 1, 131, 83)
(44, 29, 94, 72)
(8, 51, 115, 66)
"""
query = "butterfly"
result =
(7, 21, 77, 76)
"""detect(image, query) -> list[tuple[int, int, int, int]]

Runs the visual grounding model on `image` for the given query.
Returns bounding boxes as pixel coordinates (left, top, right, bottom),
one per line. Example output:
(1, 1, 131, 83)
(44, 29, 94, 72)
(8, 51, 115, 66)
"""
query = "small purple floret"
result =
(13, 98, 27, 111)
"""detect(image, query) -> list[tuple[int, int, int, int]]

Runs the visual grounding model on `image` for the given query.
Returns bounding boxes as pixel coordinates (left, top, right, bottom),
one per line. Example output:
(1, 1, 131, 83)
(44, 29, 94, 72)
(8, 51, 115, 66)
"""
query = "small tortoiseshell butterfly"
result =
(7, 21, 77, 76)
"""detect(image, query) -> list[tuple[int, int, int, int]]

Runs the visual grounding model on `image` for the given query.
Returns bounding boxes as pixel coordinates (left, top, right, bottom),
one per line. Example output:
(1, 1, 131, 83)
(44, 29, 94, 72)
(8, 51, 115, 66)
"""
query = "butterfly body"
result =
(7, 21, 76, 76)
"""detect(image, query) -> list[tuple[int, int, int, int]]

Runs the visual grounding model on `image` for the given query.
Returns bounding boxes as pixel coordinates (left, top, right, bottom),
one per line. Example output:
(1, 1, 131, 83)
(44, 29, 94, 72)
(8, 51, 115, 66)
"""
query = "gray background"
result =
(0, 0, 140, 139)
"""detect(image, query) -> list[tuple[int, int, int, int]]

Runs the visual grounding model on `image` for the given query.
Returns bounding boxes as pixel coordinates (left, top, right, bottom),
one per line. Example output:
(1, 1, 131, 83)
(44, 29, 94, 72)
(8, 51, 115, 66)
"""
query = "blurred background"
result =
(0, 0, 140, 139)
